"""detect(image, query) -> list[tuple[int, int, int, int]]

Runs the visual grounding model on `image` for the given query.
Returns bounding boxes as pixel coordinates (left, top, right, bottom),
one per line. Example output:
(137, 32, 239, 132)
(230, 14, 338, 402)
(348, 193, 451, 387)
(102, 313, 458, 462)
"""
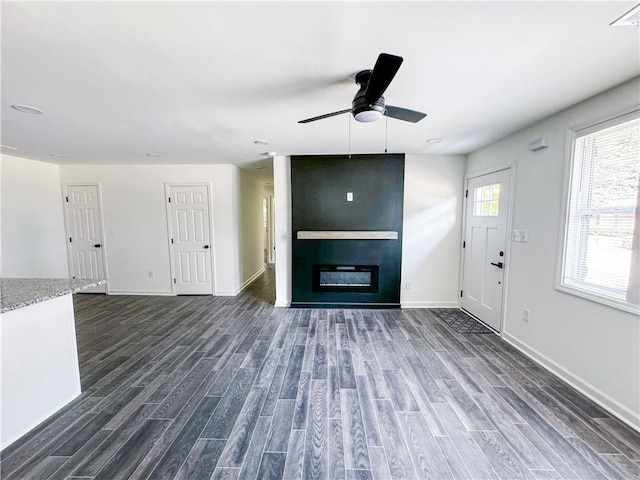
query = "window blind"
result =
(562, 113, 639, 308)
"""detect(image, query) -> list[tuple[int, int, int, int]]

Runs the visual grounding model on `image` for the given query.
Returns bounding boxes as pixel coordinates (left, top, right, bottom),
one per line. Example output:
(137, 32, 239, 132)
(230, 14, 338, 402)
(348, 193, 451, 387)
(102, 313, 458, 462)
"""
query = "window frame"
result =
(556, 108, 640, 315)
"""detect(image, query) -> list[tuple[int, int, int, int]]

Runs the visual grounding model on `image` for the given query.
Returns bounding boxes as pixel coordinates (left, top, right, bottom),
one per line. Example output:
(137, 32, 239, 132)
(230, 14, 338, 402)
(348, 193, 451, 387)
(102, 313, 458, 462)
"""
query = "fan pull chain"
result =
(385, 115, 388, 153)
(348, 114, 352, 159)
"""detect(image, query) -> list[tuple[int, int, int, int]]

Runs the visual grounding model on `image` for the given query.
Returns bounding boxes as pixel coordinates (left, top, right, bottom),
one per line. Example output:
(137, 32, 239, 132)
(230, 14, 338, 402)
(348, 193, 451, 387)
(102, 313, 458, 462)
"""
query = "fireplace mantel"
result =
(297, 231, 398, 240)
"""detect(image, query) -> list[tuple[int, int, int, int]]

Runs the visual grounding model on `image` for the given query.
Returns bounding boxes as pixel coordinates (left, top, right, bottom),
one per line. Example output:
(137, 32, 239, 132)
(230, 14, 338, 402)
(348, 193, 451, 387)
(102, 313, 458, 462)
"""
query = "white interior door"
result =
(461, 169, 511, 331)
(64, 184, 107, 293)
(168, 184, 213, 295)
(266, 195, 275, 264)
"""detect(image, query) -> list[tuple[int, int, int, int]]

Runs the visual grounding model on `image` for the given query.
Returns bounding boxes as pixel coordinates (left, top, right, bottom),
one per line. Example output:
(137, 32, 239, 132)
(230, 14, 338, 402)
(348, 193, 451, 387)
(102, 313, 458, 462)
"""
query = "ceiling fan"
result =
(298, 53, 426, 125)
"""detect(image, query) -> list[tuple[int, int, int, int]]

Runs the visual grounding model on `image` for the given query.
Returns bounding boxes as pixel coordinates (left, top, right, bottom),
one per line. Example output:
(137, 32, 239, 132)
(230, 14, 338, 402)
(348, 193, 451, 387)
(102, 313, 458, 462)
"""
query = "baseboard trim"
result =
(216, 267, 267, 297)
(107, 290, 174, 296)
(241, 267, 266, 292)
(275, 300, 291, 308)
(401, 301, 459, 309)
(502, 332, 640, 433)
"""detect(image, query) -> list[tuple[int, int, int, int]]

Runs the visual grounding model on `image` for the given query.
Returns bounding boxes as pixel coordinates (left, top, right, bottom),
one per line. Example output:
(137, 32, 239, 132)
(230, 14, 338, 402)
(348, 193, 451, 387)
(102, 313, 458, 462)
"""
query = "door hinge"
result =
(465, 189, 468, 198)
(173, 278, 176, 284)
(69, 237, 72, 243)
(463, 241, 466, 248)
(65, 196, 69, 202)
(460, 290, 463, 298)
(171, 238, 174, 244)
(168, 197, 171, 203)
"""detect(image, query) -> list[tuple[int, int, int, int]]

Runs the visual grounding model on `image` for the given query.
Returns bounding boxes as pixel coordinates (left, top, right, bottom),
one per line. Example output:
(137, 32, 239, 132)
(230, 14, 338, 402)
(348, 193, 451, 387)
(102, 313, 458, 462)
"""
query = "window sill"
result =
(556, 283, 639, 315)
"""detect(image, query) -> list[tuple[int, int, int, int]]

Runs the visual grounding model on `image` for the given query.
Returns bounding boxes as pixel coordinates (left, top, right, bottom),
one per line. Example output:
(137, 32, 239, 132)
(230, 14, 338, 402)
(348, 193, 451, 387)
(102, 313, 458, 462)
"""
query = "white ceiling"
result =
(1, 1, 639, 179)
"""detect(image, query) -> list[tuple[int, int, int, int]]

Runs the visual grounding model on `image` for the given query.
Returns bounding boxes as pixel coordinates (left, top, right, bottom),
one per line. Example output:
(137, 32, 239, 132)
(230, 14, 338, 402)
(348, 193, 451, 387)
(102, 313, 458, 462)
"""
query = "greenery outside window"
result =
(558, 110, 639, 314)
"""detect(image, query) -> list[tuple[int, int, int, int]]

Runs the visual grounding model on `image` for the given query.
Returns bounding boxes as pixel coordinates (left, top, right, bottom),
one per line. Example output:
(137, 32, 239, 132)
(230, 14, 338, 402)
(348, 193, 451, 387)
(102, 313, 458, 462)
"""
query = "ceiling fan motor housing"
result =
(353, 70, 385, 122)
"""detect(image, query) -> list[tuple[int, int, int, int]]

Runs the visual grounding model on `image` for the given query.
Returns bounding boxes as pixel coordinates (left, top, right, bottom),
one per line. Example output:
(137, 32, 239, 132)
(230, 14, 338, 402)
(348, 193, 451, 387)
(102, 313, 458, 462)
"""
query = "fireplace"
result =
(291, 154, 404, 308)
(313, 265, 379, 293)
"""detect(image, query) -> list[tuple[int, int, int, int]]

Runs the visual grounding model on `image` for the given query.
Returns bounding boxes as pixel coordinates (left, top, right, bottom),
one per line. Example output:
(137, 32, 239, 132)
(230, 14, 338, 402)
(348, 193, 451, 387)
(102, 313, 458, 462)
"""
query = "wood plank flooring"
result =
(2, 267, 639, 479)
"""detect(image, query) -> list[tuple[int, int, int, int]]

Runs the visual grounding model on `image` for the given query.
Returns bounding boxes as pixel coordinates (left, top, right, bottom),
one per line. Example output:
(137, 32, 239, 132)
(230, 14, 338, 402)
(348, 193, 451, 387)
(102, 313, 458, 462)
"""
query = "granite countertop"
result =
(1, 278, 108, 313)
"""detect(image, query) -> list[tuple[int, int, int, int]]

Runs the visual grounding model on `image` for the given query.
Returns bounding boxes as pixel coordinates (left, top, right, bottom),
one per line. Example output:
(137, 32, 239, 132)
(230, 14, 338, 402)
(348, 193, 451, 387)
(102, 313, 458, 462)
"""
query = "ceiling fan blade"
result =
(364, 53, 403, 105)
(298, 109, 351, 124)
(384, 105, 427, 123)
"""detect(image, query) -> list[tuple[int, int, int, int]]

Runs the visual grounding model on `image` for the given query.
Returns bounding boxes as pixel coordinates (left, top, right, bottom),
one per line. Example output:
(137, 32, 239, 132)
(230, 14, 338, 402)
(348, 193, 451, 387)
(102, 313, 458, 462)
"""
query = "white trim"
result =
(502, 332, 640, 433)
(274, 300, 291, 307)
(214, 266, 267, 297)
(465, 161, 515, 181)
(240, 266, 266, 292)
(107, 289, 174, 296)
(556, 284, 640, 315)
(401, 301, 459, 309)
(555, 108, 640, 315)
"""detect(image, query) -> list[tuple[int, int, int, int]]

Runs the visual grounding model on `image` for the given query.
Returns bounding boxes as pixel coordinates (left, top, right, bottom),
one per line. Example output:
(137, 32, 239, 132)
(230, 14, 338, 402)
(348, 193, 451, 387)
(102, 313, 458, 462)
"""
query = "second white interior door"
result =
(168, 184, 213, 295)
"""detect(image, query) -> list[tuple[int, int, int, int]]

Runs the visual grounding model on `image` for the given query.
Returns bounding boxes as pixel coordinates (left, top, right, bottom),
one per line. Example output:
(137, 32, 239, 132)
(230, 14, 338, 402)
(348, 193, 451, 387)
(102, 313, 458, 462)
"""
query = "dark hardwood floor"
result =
(2, 267, 639, 479)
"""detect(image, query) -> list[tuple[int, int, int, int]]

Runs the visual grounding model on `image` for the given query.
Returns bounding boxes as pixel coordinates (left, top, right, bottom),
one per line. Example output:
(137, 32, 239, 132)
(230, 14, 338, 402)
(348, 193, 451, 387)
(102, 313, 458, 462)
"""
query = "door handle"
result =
(204, 245, 210, 249)
(94, 244, 102, 248)
(490, 261, 503, 268)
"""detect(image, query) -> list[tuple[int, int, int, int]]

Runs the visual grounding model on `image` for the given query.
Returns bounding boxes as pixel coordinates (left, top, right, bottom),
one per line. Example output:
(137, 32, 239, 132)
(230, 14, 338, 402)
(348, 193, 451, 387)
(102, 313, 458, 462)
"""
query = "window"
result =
(473, 183, 501, 216)
(558, 111, 639, 313)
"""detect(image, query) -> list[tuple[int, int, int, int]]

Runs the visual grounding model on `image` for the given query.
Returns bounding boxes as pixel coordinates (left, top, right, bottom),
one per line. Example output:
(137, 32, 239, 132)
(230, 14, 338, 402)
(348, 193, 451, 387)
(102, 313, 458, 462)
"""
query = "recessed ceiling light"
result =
(265, 152, 277, 157)
(254, 140, 270, 146)
(11, 104, 44, 114)
(48, 153, 67, 158)
(611, 3, 640, 26)
(146, 152, 161, 157)
(256, 166, 266, 170)
(426, 138, 442, 144)
(1, 144, 18, 151)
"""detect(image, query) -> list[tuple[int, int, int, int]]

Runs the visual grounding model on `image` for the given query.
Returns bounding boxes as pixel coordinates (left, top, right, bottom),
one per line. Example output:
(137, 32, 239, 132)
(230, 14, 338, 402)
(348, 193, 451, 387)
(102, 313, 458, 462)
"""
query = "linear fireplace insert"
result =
(313, 265, 379, 293)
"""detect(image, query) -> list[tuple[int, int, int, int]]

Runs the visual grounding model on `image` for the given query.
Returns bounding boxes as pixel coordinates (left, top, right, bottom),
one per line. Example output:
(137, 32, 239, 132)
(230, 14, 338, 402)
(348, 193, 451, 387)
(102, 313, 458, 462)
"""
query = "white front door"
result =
(167, 184, 213, 295)
(64, 184, 107, 293)
(461, 169, 511, 331)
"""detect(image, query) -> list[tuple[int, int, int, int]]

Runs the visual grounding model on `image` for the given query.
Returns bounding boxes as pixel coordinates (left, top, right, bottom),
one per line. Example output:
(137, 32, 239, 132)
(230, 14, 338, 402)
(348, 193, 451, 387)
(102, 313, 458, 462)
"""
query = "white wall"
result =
(273, 154, 466, 308)
(466, 77, 640, 429)
(1, 155, 69, 277)
(274, 156, 292, 307)
(401, 154, 466, 307)
(238, 169, 266, 287)
(59, 164, 242, 295)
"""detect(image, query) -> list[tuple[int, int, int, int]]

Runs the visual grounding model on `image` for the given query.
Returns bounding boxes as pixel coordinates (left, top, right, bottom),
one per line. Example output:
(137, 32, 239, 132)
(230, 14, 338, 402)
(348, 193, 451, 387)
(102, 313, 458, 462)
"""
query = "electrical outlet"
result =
(148, 271, 154, 279)
(522, 308, 531, 322)
(405, 281, 412, 290)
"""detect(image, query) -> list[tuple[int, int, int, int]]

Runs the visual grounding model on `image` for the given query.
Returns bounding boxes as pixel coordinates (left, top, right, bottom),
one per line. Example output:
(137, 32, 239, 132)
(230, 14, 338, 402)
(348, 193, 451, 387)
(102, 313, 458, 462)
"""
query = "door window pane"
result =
(473, 183, 501, 216)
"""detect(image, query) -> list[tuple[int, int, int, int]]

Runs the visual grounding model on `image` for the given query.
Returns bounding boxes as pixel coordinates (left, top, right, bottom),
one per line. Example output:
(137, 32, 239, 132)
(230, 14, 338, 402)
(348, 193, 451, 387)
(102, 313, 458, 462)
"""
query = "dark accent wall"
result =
(291, 154, 404, 307)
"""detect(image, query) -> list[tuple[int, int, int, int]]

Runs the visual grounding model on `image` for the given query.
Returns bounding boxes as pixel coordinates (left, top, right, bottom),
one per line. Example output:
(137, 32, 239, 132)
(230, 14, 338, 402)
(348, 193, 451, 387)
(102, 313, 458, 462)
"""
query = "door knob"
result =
(204, 245, 210, 249)
(490, 261, 503, 268)
(94, 244, 101, 248)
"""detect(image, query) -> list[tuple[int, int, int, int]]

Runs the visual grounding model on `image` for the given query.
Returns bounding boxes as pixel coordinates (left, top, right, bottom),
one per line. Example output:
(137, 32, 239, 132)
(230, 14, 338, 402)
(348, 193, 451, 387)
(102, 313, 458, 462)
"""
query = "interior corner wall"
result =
(1, 154, 69, 278)
(273, 156, 292, 307)
(466, 77, 640, 430)
(238, 168, 266, 289)
(58, 164, 241, 296)
(401, 154, 466, 308)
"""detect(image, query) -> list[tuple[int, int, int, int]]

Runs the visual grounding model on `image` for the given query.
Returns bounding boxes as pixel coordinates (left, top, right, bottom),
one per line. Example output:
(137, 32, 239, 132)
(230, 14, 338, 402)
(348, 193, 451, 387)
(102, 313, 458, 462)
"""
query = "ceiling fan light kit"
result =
(298, 53, 426, 125)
